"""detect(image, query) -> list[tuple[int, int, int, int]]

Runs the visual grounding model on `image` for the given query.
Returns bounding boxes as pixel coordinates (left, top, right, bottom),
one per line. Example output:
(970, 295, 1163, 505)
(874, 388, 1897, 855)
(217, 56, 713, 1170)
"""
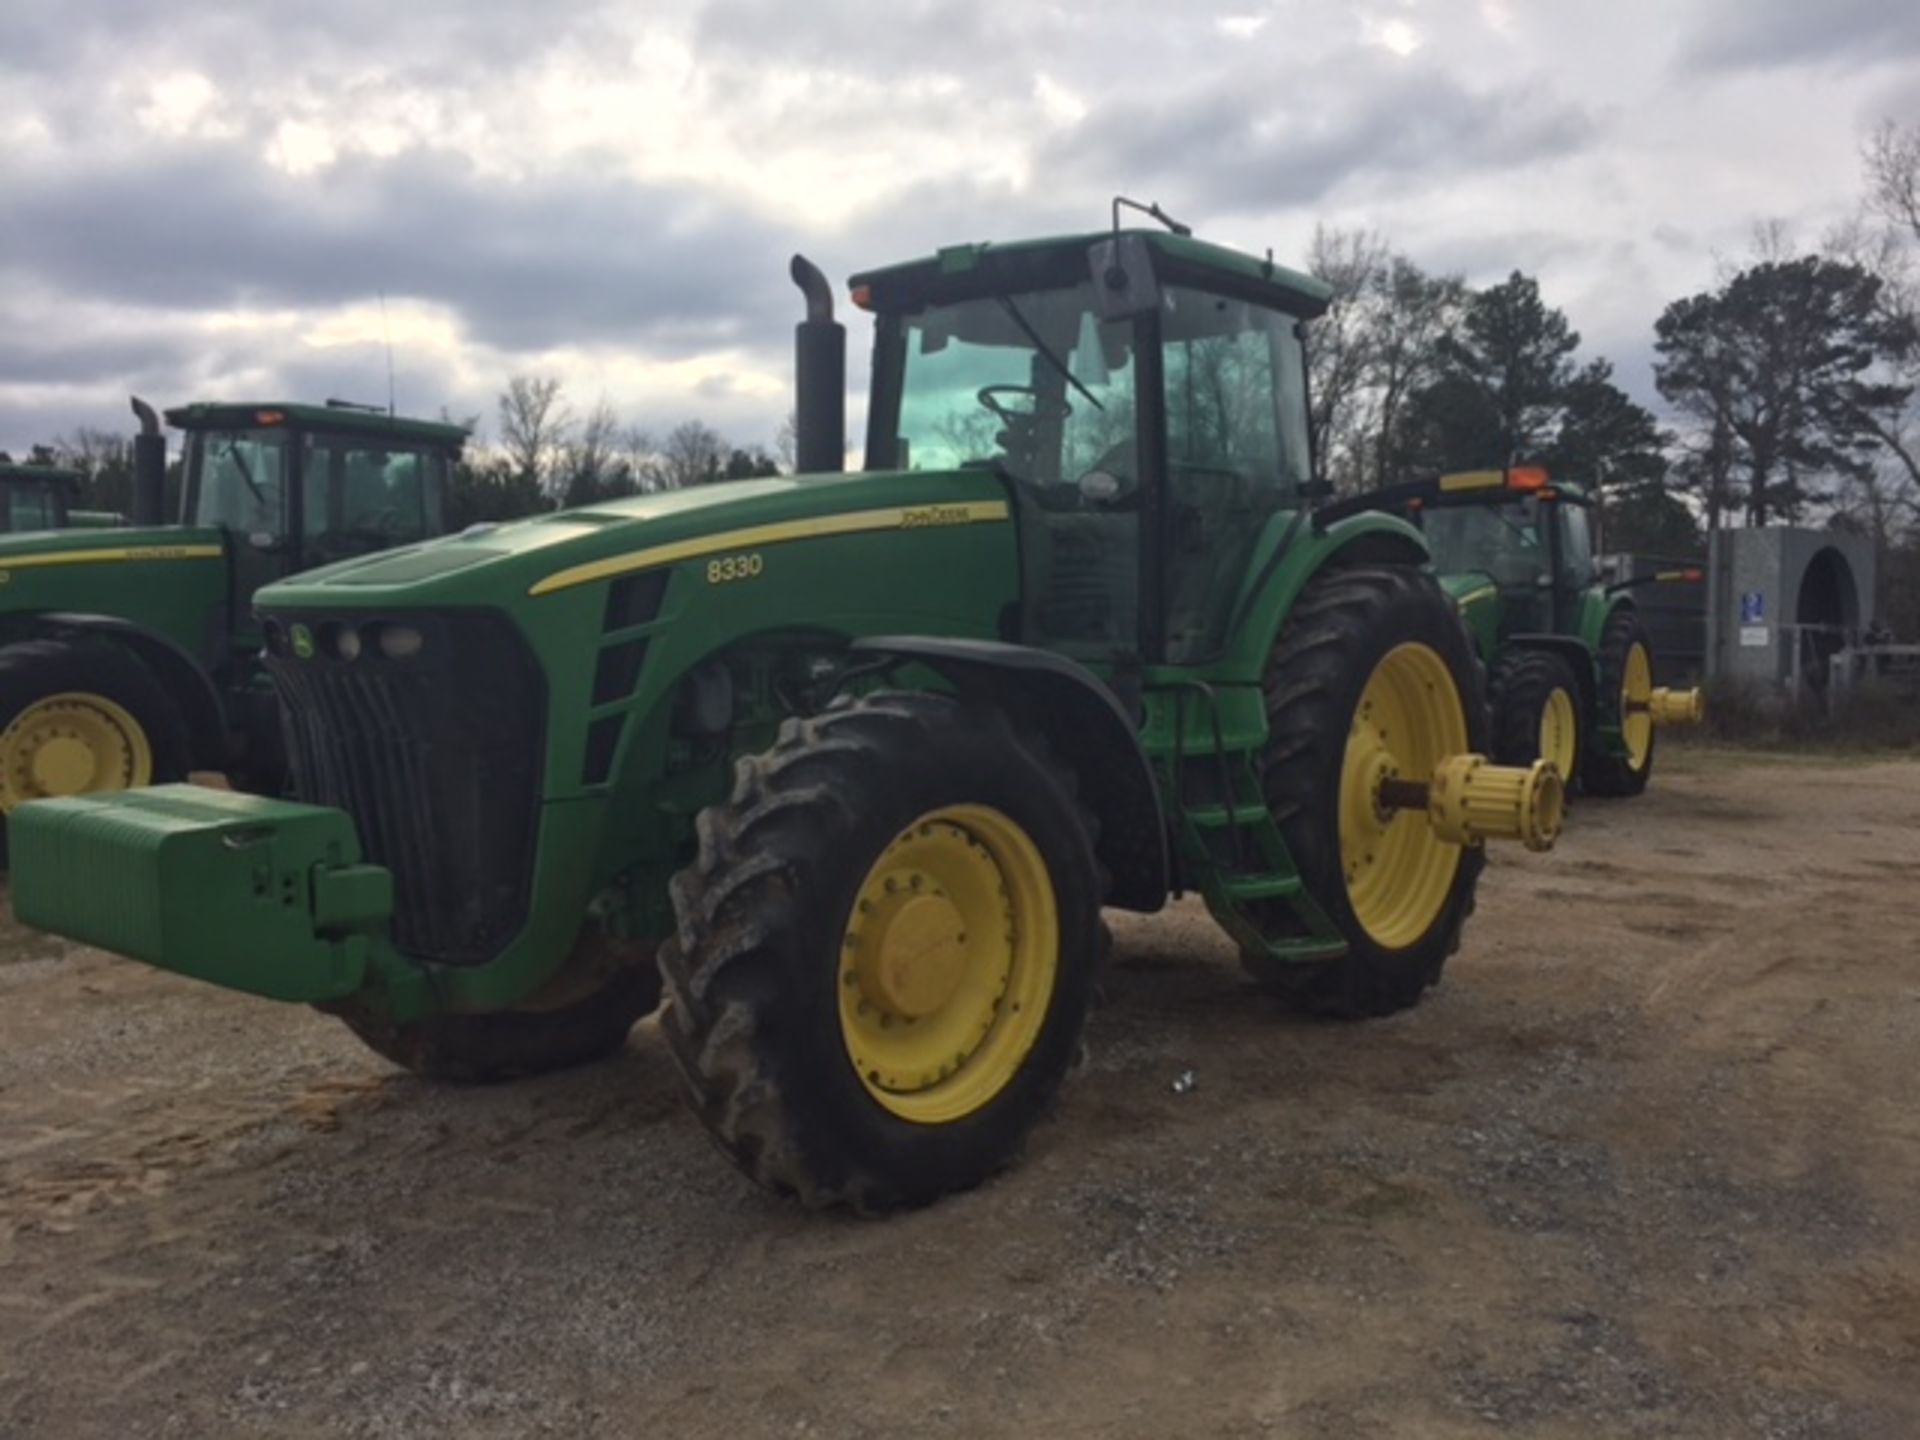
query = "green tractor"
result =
(0, 399, 464, 849)
(0, 462, 126, 532)
(12, 212, 1562, 1210)
(1325, 465, 1702, 795)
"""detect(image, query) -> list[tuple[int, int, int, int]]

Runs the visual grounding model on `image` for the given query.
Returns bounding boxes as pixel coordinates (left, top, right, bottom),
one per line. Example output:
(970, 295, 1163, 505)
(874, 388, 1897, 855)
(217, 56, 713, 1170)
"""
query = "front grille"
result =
(265, 611, 545, 967)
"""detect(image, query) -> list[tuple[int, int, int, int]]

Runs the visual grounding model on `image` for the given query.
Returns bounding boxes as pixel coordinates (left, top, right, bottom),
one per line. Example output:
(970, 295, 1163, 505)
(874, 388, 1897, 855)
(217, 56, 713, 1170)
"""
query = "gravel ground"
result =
(1, 747, 1917, 1438)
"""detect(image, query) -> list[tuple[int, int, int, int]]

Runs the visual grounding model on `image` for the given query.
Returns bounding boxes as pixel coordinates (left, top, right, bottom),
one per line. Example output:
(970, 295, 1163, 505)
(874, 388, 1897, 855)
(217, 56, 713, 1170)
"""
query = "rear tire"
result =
(1246, 566, 1488, 1018)
(330, 933, 662, 1083)
(0, 638, 191, 864)
(1581, 610, 1654, 798)
(659, 690, 1102, 1212)
(1490, 649, 1583, 787)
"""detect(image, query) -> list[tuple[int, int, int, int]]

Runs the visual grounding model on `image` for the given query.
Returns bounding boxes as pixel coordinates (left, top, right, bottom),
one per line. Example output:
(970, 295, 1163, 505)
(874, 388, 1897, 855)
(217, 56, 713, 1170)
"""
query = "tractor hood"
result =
(0, 525, 224, 564)
(0, 525, 228, 595)
(259, 468, 1015, 610)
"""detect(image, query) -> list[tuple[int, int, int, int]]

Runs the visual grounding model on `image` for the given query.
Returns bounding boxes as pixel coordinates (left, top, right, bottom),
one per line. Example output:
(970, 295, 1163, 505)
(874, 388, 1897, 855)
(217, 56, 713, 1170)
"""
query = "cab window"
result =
(186, 430, 288, 535)
(1423, 499, 1548, 591)
(1559, 504, 1595, 586)
(6, 484, 58, 532)
(300, 436, 442, 564)
(1160, 287, 1310, 661)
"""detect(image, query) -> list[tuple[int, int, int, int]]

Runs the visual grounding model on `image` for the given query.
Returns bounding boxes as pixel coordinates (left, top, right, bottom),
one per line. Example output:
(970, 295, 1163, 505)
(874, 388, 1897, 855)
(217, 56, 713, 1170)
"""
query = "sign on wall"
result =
(1740, 590, 1765, 624)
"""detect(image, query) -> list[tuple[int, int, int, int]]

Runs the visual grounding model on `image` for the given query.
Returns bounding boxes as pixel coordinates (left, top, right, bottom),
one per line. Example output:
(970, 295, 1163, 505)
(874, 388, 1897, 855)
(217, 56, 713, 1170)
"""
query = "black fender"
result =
(32, 613, 229, 769)
(1504, 633, 1598, 717)
(848, 636, 1168, 913)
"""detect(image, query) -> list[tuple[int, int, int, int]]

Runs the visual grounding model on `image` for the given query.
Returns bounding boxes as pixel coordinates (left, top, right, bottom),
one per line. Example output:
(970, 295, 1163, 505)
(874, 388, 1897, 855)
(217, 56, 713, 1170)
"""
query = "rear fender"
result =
(1218, 510, 1430, 681)
(35, 612, 229, 769)
(848, 636, 1168, 913)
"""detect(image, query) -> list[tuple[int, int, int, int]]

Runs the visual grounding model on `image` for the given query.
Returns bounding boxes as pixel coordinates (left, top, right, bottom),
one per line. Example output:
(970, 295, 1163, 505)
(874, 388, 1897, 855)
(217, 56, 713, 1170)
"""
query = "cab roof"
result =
(850, 228, 1333, 319)
(163, 402, 469, 449)
(0, 462, 82, 486)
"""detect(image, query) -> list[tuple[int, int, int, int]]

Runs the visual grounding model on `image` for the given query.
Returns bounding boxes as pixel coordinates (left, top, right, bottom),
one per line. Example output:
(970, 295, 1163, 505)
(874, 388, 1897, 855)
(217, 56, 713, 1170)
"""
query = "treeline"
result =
(1310, 119, 1920, 633)
(440, 375, 786, 529)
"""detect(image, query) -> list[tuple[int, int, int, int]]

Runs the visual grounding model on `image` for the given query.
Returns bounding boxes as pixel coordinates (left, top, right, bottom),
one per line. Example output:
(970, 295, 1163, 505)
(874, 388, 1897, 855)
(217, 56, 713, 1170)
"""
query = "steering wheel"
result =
(977, 384, 1071, 426)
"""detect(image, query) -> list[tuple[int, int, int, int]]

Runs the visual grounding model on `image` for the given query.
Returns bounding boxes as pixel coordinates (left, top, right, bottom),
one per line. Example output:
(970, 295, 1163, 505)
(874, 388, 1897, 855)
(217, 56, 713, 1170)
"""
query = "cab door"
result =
(1152, 285, 1312, 663)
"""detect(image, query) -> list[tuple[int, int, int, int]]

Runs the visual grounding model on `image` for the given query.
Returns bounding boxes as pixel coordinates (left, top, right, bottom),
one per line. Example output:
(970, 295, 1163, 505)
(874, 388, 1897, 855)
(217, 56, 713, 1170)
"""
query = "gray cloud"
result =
(1041, 54, 1599, 216)
(0, 143, 795, 355)
(1686, 0, 1920, 71)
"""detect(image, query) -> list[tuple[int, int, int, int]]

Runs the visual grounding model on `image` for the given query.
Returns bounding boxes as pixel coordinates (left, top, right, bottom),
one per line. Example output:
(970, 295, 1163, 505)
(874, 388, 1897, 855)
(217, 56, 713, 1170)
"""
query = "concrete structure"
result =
(1706, 527, 1877, 698)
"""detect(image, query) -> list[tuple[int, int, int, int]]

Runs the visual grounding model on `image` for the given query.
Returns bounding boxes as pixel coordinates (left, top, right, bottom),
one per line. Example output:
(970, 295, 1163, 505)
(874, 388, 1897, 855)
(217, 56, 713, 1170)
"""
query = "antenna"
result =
(379, 288, 396, 415)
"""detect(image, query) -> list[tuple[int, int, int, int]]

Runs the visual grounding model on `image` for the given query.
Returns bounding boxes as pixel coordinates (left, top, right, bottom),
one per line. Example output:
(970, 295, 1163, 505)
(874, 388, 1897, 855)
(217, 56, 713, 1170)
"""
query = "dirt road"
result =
(2, 749, 1917, 1438)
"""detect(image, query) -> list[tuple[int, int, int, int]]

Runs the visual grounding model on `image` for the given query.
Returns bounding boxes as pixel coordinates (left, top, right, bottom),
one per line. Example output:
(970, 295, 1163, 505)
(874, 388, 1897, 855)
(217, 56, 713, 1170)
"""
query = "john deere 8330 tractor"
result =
(1325, 466, 1701, 796)
(12, 213, 1562, 1210)
(0, 399, 463, 852)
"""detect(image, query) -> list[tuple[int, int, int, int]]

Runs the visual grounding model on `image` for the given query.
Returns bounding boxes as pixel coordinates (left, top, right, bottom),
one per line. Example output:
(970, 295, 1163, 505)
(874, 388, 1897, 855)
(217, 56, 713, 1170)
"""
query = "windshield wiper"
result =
(218, 439, 268, 506)
(997, 295, 1104, 413)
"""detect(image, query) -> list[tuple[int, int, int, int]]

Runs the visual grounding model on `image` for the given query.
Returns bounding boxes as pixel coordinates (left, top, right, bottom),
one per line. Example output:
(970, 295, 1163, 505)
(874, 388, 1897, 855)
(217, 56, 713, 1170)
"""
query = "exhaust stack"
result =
(790, 255, 845, 474)
(129, 395, 166, 526)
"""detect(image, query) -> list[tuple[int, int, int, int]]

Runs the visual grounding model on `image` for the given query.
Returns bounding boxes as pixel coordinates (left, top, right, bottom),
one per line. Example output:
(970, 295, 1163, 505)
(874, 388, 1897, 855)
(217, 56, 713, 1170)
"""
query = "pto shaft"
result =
(1629, 687, 1705, 726)
(1378, 755, 1563, 853)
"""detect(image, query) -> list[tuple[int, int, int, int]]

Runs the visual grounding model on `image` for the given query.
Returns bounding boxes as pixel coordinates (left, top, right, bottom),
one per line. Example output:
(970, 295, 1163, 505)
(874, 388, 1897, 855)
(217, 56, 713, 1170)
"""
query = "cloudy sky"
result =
(3, 0, 1917, 459)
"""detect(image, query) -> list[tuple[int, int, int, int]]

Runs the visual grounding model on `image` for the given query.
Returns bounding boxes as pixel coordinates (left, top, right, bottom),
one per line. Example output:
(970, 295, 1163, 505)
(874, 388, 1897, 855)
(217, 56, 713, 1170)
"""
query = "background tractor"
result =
(1324, 466, 1702, 795)
(0, 398, 463, 852)
(0, 462, 126, 532)
(12, 211, 1561, 1211)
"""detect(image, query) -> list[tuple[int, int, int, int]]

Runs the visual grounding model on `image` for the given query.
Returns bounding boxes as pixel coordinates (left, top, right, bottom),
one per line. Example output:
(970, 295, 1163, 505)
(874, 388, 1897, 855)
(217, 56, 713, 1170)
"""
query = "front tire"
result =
(0, 638, 191, 863)
(1247, 566, 1489, 1018)
(660, 691, 1103, 1212)
(1490, 649, 1583, 786)
(1581, 610, 1654, 798)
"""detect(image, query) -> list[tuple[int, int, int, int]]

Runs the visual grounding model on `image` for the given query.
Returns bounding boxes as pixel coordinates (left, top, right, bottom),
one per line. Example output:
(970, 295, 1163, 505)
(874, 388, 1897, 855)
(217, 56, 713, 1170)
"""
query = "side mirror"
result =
(1088, 235, 1160, 321)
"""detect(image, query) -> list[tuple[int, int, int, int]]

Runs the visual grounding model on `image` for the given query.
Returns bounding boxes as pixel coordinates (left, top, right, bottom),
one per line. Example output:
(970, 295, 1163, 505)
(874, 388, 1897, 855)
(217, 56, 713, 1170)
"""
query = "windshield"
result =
(1422, 499, 1547, 586)
(185, 429, 288, 534)
(884, 282, 1139, 495)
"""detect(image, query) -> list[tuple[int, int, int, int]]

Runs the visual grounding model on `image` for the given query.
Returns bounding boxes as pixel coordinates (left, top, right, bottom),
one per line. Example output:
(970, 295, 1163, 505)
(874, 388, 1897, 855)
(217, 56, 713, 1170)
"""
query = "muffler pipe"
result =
(129, 395, 166, 526)
(791, 255, 845, 474)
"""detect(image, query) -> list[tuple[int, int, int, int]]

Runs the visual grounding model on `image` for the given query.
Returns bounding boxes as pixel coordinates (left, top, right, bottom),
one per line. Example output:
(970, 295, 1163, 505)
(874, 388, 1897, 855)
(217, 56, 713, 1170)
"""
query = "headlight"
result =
(327, 623, 362, 662)
(375, 624, 424, 661)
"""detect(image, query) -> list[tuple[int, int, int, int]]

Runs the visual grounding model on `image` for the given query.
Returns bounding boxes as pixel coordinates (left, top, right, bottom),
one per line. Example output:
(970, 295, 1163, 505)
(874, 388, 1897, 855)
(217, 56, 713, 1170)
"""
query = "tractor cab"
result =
(171, 402, 461, 589)
(1414, 468, 1597, 636)
(0, 464, 80, 533)
(851, 227, 1316, 667)
(0, 463, 111, 532)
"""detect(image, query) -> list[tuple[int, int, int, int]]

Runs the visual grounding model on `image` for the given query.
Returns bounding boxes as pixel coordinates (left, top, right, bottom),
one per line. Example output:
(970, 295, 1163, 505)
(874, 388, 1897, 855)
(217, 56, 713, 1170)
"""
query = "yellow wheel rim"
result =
(1538, 687, 1578, 778)
(1340, 643, 1468, 950)
(1621, 642, 1652, 771)
(0, 691, 152, 814)
(838, 804, 1058, 1125)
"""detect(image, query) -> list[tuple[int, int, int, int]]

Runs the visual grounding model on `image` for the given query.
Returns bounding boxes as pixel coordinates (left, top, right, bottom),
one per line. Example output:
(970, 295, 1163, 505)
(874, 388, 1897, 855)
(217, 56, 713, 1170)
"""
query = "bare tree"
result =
(652, 419, 727, 490)
(1867, 119, 1920, 245)
(1306, 225, 1388, 489)
(497, 375, 571, 497)
(620, 423, 663, 493)
(560, 399, 630, 506)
